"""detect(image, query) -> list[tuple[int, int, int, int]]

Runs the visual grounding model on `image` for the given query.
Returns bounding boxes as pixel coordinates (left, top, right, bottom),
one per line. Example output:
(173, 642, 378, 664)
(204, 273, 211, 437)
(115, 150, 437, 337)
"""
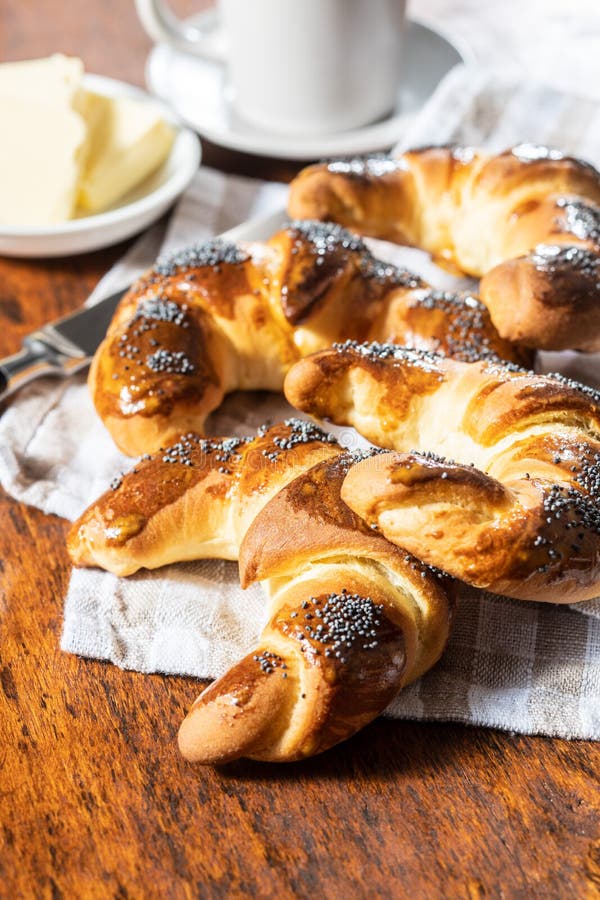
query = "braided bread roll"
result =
(178, 451, 452, 763)
(90, 220, 529, 457)
(287, 145, 600, 350)
(284, 344, 600, 604)
(68, 419, 453, 763)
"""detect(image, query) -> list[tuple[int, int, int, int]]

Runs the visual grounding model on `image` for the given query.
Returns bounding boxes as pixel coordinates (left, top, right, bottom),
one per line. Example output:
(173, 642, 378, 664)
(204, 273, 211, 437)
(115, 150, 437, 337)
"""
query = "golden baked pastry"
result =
(287, 145, 600, 350)
(89, 220, 529, 457)
(68, 419, 454, 763)
(284, 343, 600, 603)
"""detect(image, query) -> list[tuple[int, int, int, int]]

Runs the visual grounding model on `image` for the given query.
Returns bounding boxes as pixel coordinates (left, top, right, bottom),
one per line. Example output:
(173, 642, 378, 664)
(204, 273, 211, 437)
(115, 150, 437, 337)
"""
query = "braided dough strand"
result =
(68, 419, 342, 576)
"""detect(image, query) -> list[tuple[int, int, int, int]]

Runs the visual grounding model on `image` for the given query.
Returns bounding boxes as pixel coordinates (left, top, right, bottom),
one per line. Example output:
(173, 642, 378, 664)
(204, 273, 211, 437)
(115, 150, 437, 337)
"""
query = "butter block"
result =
(0, 54, 176, 226)
(0, 54, 88, 225)
(0, 54, 84, 104)
(77, 95, 175, 213)
(0, 94, 87, 225)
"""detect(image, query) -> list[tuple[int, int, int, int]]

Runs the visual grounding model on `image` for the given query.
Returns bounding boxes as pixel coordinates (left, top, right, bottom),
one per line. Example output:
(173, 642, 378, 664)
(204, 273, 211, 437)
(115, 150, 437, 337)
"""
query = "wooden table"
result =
(1, 2, 599, 896)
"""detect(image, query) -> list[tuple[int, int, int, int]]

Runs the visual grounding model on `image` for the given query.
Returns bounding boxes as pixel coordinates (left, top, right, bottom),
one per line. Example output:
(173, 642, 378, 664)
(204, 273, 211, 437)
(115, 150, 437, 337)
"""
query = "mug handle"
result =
(135, 0, 226, 62)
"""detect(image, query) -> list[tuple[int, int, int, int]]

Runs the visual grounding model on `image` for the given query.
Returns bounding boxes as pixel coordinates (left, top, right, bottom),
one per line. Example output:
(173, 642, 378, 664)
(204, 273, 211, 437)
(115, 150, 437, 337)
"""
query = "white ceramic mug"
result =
(135, 0, 407, 136)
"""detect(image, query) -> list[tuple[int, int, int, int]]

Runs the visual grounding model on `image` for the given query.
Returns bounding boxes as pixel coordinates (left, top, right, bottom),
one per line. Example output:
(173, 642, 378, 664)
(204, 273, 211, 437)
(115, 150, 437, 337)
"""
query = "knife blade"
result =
(0, 207, 288, 401)
(0, 287, 126, 400)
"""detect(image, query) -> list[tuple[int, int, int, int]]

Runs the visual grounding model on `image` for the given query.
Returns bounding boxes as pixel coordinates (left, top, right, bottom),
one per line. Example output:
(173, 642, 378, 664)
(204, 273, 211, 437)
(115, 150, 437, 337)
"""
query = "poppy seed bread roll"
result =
(68, 419, 454, 763)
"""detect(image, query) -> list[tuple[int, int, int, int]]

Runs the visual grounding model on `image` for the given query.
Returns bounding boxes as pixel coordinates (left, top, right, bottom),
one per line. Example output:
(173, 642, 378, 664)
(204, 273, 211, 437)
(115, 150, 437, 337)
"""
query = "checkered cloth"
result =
(1, 66, 599, 740)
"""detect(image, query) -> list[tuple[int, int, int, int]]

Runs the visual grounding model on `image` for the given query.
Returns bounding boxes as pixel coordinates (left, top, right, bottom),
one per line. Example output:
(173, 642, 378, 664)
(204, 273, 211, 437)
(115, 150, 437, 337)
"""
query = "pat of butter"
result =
(0, 54, 84, 105)
(77, 95, 175, 213)
(0, 55, 176, 226)
(0, 55, 88, 225)
(0, 94, 87, 225)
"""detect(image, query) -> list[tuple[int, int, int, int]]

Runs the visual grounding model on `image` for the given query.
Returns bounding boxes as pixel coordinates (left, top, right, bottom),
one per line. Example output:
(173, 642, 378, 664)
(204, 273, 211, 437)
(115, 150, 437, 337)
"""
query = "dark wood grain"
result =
(1, 1, 599, 897)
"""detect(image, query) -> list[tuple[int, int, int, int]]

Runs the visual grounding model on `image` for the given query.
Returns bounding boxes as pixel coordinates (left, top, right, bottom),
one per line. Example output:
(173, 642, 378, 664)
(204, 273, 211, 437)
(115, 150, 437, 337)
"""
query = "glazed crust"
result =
(287, 145, 600, 350)
(67, 419, 341, 576)
(283, 343, 600, 603)
(90, 220, 530, 456)
(480, 245, 600, 350)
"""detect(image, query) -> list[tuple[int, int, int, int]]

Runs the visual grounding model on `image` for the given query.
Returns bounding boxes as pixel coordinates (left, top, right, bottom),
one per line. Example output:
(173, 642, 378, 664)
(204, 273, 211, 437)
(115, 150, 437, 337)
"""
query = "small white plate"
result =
(146, 14, 471, 160)
(0, 74, 201, 259)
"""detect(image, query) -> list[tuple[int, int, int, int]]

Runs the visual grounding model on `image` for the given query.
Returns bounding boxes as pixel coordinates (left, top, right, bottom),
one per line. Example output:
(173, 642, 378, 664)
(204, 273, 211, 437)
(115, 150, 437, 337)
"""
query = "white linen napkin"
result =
(1, 67, 600, 740)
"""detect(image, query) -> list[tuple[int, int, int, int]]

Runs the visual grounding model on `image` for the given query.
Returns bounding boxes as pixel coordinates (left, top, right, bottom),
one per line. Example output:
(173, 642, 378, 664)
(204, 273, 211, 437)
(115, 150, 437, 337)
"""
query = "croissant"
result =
(287, 145, 600, 351)
(68, 419, 454, 763)
(90, 220, 530, 457)
(284, 343, 600, 604)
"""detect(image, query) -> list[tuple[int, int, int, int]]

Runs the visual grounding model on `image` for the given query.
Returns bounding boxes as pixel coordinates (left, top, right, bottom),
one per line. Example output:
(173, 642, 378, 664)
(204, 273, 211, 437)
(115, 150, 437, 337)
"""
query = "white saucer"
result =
(146, 15, 471, 160)
(0, 74, 201, 259)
